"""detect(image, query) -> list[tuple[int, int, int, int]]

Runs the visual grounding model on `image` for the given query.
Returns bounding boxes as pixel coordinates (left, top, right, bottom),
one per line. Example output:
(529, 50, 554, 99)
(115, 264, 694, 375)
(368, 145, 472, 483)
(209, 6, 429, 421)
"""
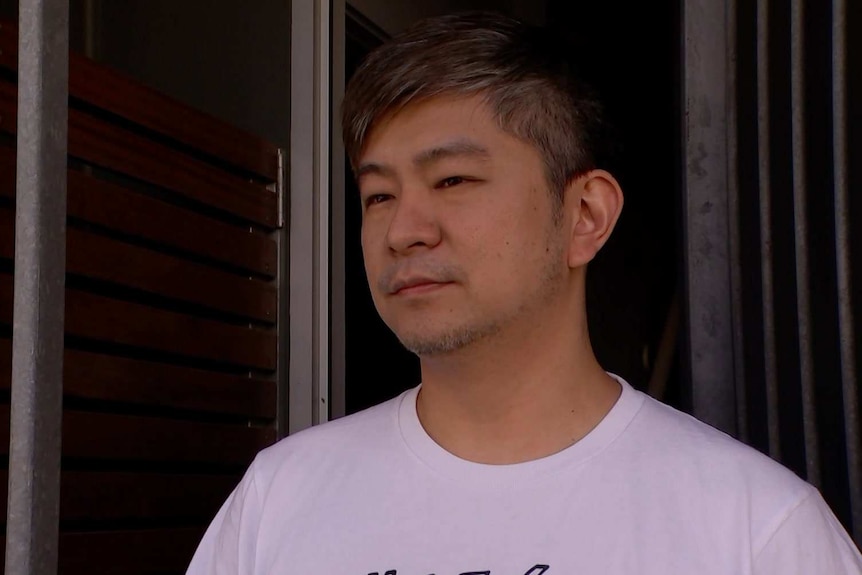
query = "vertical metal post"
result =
(276, 148, 290, 440)
(5, 1, 69, 574)
(290, 0, 316, 434)
(832, 0, 862, 538)
(290, 0, 331, 434)
(313, 0, 331, 426)
(756, 0, 782, 460)
(330, 0, 347, 420)
(789, 0, 820, 487)
(726, 0, 749, 443)
(682, 0, 738, 435)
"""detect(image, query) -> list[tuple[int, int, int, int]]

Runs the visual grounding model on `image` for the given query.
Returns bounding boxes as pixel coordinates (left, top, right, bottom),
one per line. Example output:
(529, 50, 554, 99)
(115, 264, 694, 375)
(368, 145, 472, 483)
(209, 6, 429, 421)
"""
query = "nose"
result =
(385, 188, 442, 255)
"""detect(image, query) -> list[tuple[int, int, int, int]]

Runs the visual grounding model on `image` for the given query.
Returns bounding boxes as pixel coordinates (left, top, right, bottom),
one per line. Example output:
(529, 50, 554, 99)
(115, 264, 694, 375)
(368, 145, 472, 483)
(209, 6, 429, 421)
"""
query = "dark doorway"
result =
(344, 10, 422, 414)
(545, 0, 682, 405)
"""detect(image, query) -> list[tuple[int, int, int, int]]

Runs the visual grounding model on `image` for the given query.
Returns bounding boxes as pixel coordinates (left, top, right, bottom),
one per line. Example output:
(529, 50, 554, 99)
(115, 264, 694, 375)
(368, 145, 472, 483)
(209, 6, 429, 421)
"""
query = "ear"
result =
(565, 169, 624, 268)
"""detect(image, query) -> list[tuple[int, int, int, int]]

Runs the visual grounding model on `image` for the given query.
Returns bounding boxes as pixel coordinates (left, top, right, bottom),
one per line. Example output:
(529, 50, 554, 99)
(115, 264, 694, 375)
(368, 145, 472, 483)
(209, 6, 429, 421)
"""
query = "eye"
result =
(437, 176, 466, 188)
(363, 194, 392, 208)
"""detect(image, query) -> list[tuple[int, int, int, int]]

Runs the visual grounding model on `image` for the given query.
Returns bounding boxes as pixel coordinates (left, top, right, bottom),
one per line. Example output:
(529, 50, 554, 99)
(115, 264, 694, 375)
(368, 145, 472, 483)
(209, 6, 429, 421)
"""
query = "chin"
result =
(395, 320, 501, 357)
(399, 335, 466, 356)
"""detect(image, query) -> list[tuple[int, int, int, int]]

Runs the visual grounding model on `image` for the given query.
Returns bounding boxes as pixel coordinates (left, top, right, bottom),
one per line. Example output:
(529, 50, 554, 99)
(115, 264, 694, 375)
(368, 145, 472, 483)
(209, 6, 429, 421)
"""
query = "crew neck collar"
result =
(397, 374, 645, 488)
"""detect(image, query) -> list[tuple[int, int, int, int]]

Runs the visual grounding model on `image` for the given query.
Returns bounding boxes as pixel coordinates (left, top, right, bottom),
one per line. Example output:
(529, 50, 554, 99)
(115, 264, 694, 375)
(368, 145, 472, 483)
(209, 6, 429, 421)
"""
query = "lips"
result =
(389, 277, 452, 295)
(379, 262, 463, 296)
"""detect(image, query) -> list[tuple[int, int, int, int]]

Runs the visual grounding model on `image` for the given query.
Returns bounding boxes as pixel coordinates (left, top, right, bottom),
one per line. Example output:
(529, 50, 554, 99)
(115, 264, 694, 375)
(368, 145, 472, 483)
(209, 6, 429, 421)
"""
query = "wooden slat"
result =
(0, 529, 205, 575)
(0, 204, 9, 257)
(61, 472, 235, 522)
(0, 22, 15, 72)
(61, 410, 275, 464)
(0, 147, 278, 278)
(0, 146, 10, 198)
(0, 405, 274, 464)
(0, 274, 277, 370)
(63, 288, 278, 370)
(0, 339, 276, 418)
(58, 529, 204, 575)
(68, 100, 279, 229)
(0, 272, 9, 326)
(0, 18, 280, 181)
(0, 470, 237, 522)
(66, 226, 276, 323)
(0, 206, 277, 323)
(0, 80, 279, 229)
(0, 404, 7, 448)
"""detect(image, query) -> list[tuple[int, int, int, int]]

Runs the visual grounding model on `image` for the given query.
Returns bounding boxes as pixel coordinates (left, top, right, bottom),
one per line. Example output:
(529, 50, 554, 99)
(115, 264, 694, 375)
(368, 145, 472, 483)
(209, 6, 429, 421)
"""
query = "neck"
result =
(416, 289, 621, 465)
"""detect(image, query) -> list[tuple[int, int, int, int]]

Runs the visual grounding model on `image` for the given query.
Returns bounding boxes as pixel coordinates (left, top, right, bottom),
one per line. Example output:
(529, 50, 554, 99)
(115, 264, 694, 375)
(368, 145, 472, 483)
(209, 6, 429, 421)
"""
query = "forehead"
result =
(358, 94, 509, 165)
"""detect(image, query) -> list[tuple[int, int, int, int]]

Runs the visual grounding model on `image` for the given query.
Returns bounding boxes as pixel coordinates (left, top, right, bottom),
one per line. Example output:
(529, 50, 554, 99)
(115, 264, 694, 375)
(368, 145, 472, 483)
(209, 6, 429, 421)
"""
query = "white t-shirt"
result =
(186, 377, 862, 574)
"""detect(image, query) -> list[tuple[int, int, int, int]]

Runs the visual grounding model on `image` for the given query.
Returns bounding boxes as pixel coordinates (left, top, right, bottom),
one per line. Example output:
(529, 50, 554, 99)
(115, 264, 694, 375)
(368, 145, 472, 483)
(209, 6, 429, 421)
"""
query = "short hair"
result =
(341, 11, 607, 200)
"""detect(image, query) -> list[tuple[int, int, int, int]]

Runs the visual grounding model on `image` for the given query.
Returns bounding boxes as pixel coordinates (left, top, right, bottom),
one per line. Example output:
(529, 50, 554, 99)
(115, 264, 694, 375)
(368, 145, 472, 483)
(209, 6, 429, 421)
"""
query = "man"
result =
(187, 12, 862, 574)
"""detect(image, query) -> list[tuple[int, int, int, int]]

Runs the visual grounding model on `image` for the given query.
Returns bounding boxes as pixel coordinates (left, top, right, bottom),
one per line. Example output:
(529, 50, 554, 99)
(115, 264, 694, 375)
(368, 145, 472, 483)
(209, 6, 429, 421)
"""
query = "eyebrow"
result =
(356, 138, 491, 180)
(413, 139, 491, 168)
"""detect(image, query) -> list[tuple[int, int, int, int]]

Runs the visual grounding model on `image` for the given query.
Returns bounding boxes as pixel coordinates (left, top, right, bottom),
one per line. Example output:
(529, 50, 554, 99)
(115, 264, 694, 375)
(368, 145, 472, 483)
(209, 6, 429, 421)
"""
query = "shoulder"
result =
(630, 392, 808, 493)
(618, 391, 816, 549)
(753, 489, 862, 572)
(246, 390, 409, 491)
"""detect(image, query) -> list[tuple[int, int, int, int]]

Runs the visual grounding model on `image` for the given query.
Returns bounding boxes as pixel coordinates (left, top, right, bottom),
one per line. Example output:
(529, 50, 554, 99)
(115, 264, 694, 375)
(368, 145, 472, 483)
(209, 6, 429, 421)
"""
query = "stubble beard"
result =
(399, 315, 503, 356)
(398, 233, 566, 357)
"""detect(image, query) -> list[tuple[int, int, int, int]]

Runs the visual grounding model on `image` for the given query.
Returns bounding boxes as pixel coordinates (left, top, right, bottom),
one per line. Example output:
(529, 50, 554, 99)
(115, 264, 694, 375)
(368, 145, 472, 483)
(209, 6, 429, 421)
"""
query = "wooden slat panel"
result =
(0, 530, 204, 575)
(0, 339, 276, 418)
(58, 529, 204, 575)
(0, 146, 11, 198)
(63, 288, 278, 370)
(0, 204, 9, 257)
(0, 274, 277, 370)
(61, 472, 235, 522)
(0, 471, 236, 522)
(0, 148, 278, 278)
(0, 77, 16, 133)
(0, 19, 279, 181)
(68, 101, 279, 229)
(71, 227, 277, 323)
(0, 404, 7, 448)
(0, 80, 279, 229)
(0, 406, 274, 464)
(0, 22, 15, 72)
(0, 271, 9, 326)
(61, 410, 275, 464)
(0, 207, 277, 323)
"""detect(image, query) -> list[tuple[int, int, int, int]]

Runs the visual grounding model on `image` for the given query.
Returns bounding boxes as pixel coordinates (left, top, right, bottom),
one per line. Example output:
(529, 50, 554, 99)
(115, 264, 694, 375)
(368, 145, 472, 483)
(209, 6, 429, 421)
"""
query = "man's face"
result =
(357, 94, 568, 356)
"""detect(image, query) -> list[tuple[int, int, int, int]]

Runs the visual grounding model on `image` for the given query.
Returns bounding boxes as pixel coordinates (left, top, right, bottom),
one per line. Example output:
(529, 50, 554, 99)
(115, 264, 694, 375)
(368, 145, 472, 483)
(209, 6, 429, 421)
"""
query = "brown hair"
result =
(341, 11, 606, 200)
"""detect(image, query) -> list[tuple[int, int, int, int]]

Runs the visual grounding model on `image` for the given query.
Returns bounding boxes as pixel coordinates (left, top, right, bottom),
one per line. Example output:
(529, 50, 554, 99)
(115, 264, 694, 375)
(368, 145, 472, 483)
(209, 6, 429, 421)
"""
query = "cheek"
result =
(459, 215, 534, 286)
(471, 209, 555, 287)
(360, 209, 393, 248)
(360, 228, 381, 285)
(474, 201, 543, 254)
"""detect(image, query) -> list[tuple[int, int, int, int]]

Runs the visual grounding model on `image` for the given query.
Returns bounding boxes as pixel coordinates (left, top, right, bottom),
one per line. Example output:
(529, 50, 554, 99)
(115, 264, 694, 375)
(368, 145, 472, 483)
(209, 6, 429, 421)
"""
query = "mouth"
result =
(390, 279, 454, 296)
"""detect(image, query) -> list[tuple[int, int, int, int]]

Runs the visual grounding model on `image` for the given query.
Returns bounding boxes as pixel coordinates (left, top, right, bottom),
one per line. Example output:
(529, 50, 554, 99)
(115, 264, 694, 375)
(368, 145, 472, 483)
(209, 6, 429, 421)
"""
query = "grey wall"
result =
(349, 0, 545, 35)
(94, 0, 291, 147)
